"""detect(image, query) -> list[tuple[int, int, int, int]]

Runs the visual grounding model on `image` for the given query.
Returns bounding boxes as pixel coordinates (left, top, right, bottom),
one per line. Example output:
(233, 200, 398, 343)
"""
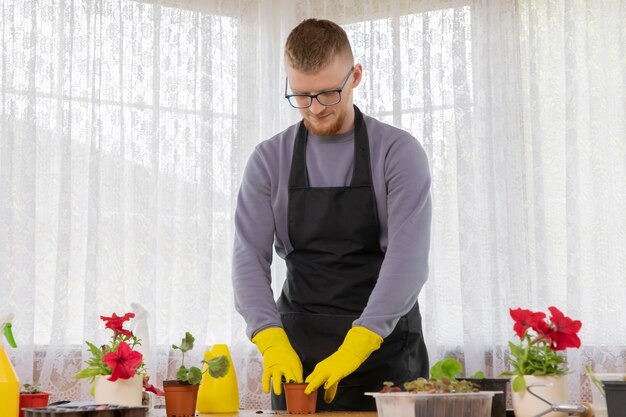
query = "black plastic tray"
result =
(23, 404, 147, 417)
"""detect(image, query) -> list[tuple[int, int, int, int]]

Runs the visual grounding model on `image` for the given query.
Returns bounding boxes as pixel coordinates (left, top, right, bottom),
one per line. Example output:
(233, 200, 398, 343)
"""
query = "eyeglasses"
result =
(285, 66, 354, 109)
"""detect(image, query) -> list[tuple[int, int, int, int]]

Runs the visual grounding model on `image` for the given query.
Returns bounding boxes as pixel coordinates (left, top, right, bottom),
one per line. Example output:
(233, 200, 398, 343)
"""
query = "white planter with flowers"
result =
(501, 306, 582, 417)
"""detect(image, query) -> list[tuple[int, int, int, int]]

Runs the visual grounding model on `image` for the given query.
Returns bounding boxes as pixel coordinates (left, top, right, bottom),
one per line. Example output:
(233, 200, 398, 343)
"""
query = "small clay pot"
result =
(163, 380, 199, 417)
(19, 392, 50, 417)
(283, 383, 317, 414)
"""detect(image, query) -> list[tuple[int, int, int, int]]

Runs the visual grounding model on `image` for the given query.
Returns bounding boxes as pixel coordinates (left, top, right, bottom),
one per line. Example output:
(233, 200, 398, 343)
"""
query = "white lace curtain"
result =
(1, 0, 624, 408)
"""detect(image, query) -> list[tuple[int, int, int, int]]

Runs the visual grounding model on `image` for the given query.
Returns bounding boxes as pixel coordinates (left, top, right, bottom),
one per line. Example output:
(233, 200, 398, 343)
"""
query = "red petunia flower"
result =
(100, 313, 135, 339)
(143, 375, 165, 396)
(102, 341, 143, 382)
(510, 308, 546, 338)
(546, 306, 582, 351)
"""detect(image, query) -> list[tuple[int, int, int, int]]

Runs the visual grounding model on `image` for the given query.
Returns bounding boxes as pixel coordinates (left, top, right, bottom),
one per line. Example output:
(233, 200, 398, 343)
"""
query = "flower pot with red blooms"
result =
(500, 306, 582, 417)
(19, 384, 50, 417)
(163, 332, 230, 417)
(284, 382, 317, 414)
(74, 311, 162, 405)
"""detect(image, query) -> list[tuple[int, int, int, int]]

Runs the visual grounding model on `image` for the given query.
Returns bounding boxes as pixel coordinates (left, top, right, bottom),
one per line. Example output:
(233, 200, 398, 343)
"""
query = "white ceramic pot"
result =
(511, 375, 567, 417)
(94, 373, 143, 406)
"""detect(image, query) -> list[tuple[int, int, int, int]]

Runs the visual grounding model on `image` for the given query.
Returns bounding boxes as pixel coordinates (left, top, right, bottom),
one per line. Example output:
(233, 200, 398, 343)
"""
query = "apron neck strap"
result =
(289, 105, 372, 189)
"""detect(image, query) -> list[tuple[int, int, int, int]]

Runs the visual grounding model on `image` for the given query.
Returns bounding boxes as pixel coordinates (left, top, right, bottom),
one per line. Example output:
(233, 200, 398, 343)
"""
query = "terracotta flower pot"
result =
(19, 392, 50, 417)
(284, 383, 317, 414)
(163, 379, 199, 417)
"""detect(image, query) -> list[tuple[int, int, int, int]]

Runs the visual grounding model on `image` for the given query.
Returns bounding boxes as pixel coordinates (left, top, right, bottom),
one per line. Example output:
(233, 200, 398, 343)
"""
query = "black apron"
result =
(273, 106, 428, 411)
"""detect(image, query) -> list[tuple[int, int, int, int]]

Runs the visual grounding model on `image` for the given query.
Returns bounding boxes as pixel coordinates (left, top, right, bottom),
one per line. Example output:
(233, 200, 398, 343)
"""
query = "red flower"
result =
(102, 341, 143, 381)
(510, 308, 546, 338)
(143, 375, 165, 396)
(100, 313, 135, 339)
(546, 306, 582, 351)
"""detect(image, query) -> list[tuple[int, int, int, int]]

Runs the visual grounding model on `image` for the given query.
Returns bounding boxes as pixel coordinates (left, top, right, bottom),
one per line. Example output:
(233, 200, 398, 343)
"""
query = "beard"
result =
(302, 108, 347, 136)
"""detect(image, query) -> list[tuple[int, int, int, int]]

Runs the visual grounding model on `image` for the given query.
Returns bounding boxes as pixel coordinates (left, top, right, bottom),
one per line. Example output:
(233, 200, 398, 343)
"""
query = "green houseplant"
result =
(162, 332, 230, 417)
(501, 306, 582, 392)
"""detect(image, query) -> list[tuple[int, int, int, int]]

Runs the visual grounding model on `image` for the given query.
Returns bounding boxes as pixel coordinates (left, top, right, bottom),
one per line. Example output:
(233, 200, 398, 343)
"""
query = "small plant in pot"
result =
(283, 379, 318, 414)
(19, 383, 51, 417)
(163, 332, 230, 417)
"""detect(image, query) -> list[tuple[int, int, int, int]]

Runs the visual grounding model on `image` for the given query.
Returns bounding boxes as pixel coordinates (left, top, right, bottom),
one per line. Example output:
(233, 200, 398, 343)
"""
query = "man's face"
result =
(286, 57, 361, 136)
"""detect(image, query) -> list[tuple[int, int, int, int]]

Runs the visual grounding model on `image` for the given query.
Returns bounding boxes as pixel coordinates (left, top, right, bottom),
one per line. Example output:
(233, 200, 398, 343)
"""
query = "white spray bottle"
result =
(130, 302, 151, 404)
(0, 313, 20, 417)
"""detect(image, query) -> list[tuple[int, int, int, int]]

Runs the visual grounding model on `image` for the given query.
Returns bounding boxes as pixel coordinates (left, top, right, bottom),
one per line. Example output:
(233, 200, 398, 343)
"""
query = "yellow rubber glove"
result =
(304, 326, 383, 403)
(252, 327, 304, 395)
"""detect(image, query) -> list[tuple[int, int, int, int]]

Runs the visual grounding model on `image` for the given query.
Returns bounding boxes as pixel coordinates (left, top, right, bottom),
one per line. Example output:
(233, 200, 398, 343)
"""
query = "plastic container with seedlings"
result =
(23, 404, 147, 417)
(366, 391, 497, 417)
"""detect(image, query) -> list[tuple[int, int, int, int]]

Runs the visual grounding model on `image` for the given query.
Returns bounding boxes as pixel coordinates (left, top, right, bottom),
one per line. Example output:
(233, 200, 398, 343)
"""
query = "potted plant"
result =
(283, 380, 318, 414)
(74, 312, 163, 405)
(163, 332, 230, 417)
(19, 383, 50, 417)
(500, 306, 582, 417)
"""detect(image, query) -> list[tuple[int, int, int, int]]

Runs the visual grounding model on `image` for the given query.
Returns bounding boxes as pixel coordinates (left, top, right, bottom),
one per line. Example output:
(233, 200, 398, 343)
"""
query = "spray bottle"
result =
(0, 313, 20, 417)
(196, 344, 239, 413)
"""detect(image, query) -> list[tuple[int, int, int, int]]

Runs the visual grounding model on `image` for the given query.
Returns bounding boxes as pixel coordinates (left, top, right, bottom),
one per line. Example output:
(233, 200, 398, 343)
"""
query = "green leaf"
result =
(173, 332, 195, 353)
(430, 358, 463, 381)
(85, 341, 104, 360)
(205, 355, 230, 378)
(74, 368, 106, 379)
(512, 375, 526, 392)
(176, 365, 189, 382)
(469, 371, 485, 379)
(187, 367, 203, 385)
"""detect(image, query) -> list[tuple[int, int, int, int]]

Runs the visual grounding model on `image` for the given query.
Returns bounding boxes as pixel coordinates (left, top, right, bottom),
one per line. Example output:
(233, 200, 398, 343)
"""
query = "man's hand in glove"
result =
(304, 326, 383, 403)
(252, 327, 303, 395)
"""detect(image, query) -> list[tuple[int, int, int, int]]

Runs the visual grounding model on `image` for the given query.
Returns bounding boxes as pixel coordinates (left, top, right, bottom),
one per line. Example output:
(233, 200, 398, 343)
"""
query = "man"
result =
(232, 18, 431, 411)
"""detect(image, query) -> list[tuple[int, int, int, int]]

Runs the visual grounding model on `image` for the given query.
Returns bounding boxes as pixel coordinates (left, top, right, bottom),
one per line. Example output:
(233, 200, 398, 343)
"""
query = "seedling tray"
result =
(366, 391, 497, 417)
(23, 404, 147, 417)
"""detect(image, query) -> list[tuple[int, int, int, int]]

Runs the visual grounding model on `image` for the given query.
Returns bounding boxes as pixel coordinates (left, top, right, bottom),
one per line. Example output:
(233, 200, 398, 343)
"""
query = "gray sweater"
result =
(233, 113, 431, 340)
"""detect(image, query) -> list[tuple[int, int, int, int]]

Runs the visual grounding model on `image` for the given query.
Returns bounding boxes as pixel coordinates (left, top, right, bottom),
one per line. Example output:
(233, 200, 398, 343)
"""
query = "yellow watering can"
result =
(196, 344, 239, 413)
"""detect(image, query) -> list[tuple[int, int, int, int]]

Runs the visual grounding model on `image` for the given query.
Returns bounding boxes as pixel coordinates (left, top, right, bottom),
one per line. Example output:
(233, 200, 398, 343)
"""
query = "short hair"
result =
(284, 18, 354, 72)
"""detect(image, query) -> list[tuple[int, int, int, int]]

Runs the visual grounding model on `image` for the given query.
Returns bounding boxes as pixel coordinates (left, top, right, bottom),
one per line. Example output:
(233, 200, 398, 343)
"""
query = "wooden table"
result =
(149, 410, 377, 417)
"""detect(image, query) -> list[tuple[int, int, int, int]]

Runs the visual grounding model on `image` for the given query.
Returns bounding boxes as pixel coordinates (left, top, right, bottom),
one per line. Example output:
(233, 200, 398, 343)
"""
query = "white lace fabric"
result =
(1, 0, 624, 409)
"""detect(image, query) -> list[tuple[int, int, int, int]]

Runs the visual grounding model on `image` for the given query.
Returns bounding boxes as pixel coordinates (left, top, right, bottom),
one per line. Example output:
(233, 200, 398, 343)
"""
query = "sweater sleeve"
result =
(232, 147, 283, 339)
(353, 135, 432, 338)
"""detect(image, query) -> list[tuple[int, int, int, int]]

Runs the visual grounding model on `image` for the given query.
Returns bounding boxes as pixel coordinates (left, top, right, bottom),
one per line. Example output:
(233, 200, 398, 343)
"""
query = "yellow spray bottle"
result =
(0, 314, 19, 417)
(196, 344, 239, 413)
